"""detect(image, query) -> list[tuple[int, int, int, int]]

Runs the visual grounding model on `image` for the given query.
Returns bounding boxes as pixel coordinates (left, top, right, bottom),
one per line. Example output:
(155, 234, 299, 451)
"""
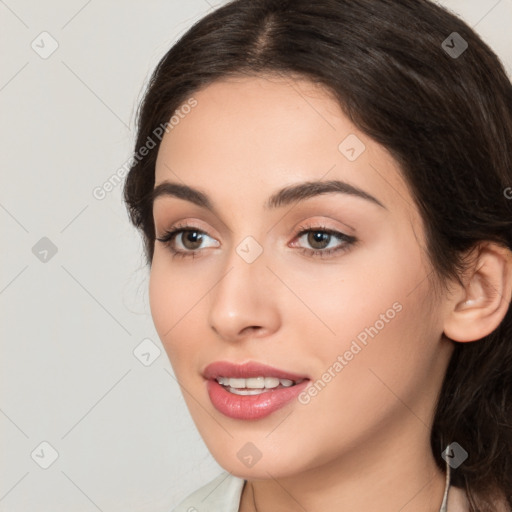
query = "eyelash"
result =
(155, 222, 357, 260)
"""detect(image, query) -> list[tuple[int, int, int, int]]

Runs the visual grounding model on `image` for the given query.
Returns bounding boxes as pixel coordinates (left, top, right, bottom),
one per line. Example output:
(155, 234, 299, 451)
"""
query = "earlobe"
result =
(443, 242, 512, 343)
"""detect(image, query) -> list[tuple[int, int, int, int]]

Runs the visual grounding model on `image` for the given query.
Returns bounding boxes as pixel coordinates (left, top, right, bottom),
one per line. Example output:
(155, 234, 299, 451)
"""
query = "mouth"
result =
(215, 376, 306, 395)
(202, 360, 310, 420)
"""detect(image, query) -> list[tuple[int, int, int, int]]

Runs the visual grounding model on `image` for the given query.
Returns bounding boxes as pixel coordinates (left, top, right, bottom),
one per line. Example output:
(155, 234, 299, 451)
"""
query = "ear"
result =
(443, 242, 512, 343)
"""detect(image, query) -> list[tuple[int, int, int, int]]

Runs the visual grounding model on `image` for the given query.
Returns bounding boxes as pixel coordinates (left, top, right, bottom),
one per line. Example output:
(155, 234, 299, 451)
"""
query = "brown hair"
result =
(123, 0, 512, 509)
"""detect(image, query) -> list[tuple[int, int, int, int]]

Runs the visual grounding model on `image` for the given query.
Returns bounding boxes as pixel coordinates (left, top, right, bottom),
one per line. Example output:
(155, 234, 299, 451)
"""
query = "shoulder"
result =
(170, 472, 246, 512)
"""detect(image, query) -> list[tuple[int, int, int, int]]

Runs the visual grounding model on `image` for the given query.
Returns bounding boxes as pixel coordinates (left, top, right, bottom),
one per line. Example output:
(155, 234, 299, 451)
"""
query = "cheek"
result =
(292, 237, 434, 388)
(148, 255, 218, 380)
(285, 239, 424, 345)
(148, 259, 193, 362)
(304, 267, 438, 430)
(292, 292, 435, 460)
(149, 262, 171, 339)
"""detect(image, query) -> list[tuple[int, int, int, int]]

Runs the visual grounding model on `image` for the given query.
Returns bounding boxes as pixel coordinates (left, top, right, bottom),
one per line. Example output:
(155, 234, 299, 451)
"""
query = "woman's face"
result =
(150, 74, 454, 479)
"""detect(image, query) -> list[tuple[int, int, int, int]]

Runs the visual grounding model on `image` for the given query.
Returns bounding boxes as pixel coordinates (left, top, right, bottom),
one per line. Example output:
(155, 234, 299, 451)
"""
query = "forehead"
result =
(153, 74, 417, 226)
(156, 74, 345, 174)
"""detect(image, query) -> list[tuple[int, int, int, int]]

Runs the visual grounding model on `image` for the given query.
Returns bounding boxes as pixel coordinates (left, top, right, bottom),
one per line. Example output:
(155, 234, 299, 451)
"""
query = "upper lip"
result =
(203, 361, 309, 381)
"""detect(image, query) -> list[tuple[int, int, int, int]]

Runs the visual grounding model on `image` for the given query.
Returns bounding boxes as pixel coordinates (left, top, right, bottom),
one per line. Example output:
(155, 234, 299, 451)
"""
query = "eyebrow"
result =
(151, 179, 386, 212)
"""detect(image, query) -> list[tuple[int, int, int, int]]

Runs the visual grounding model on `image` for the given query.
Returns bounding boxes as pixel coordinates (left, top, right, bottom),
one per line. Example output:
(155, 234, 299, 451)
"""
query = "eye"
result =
(155, 222, 357, 260)
(292, 224, 357, 258)
(155, 223, 219, 259)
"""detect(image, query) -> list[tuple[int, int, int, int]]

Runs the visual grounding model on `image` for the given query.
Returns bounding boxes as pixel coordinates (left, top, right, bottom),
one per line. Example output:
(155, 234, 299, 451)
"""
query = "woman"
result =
(123, 0, 512, 510)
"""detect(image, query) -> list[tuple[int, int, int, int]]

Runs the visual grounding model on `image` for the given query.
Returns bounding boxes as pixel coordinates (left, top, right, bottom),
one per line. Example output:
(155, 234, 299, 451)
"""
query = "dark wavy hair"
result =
(123, 0, 512, 509)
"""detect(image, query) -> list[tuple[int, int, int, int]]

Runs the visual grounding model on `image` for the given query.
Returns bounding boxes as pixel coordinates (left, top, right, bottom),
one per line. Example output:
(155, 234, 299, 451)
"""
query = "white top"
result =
(171, 472, 244, 512)
(171, 469, 470, 512)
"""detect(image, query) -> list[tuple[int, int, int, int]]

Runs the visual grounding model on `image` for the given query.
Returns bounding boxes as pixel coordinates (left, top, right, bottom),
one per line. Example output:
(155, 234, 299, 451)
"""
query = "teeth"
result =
(264, 377, 280, 388)
(216, 376, 303, 391)
(246, 377, 265, 388)
(228, 378, 245, 388)
(228, 388, 269, 396)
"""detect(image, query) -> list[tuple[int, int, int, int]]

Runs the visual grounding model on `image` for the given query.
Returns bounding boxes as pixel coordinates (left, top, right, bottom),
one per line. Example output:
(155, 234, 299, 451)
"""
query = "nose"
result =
(207, 244, 281, 343)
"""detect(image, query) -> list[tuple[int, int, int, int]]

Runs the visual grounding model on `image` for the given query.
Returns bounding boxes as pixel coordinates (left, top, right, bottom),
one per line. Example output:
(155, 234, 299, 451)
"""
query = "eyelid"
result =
(156, 219, 216, 239)
(156, 219, 357, 260)
(155, 218, 349, 244)
(291, 222, 356, 250)
(156, 221, 219, 246)
(293, 216, 355, 235)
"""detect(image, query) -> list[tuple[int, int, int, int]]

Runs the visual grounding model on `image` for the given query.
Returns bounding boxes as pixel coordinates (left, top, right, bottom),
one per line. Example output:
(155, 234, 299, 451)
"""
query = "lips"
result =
(203, 360, 308, 380)
(203, 361, 310, 420)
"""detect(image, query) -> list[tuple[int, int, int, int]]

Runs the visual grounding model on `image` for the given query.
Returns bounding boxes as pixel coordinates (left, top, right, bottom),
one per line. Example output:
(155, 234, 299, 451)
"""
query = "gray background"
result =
(1, 1, 511, 510)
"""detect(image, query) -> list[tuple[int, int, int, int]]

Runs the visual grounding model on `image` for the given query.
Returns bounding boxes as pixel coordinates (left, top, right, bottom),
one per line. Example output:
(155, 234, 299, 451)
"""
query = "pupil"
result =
(309, 231, 329, 249)
(184, 231, 202, 249)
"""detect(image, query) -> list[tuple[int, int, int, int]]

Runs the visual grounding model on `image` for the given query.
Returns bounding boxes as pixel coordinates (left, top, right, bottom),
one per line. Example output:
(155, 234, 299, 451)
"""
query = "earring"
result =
(439, 446, 451, 512)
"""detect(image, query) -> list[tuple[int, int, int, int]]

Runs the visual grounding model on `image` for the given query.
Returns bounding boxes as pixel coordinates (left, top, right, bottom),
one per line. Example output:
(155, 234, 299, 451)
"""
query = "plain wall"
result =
(1, 1, 511, 510)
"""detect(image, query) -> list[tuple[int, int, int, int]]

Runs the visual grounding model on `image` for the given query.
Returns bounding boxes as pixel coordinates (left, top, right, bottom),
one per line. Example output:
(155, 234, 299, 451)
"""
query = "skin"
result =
(149, 74, 512, 511)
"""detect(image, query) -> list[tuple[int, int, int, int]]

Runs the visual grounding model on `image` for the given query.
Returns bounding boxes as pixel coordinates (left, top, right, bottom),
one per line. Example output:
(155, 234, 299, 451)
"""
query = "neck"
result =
(240, 422, 447, 512)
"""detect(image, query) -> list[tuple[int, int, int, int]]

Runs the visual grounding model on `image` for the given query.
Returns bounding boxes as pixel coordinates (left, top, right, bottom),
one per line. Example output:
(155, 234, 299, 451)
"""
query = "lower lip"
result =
(206, 379, 309, 420)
